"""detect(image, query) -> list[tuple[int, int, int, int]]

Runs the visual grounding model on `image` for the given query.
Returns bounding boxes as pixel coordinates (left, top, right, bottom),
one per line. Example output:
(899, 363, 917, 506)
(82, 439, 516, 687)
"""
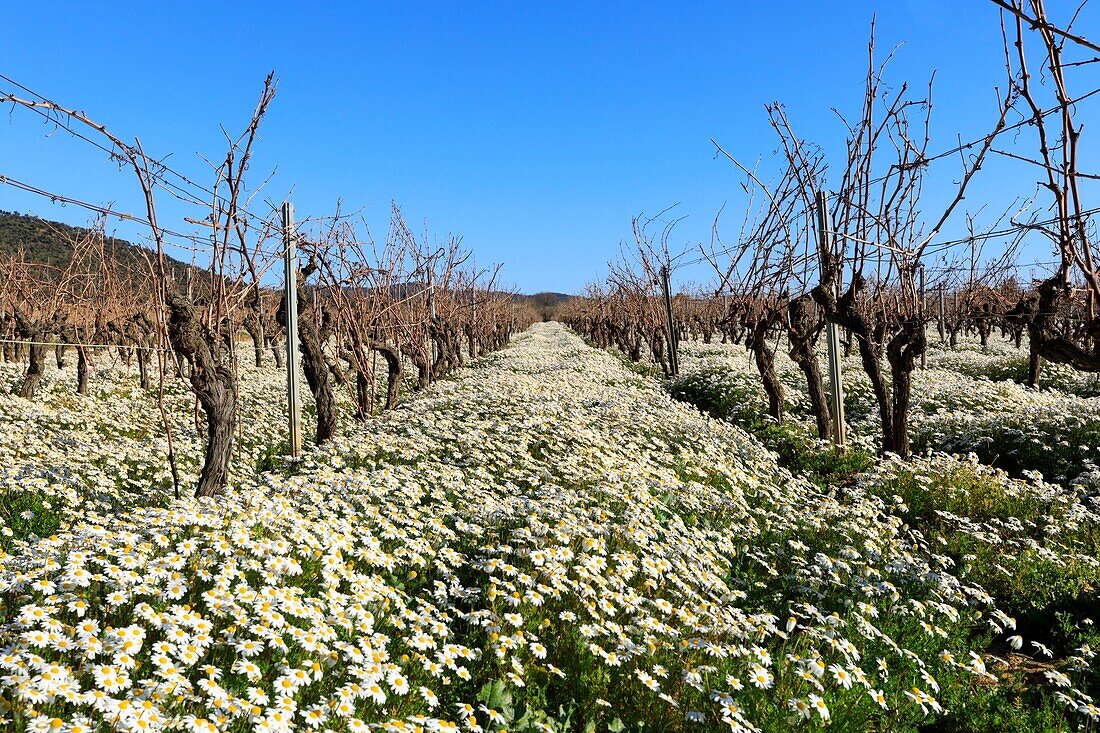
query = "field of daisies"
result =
(1, 323, 1099, 732)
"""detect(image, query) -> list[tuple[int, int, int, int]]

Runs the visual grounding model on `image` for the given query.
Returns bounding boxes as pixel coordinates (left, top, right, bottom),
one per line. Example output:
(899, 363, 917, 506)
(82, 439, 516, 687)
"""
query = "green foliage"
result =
(948, 351, 1100, 398)
(914, 413, 1100, 484)
(615, 352, 664, 380)
(866, 458, 1100, 677)
(469, 677, 622, 732)
(870, 458, 1054, 526)
(0, 490, 64, 552)
(669, 367, 764, 424)
(6, 325, 1100, 731)
(670, 368, 874, 489)
(754, 422, 875, 490)
(932, 687, 1072, 732)
(670, 360, 1100, 727)
(254, 440, 290, 473)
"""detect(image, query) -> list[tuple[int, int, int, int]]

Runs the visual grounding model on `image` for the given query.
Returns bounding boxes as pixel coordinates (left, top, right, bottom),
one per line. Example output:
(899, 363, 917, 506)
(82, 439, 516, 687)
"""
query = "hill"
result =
(0, 210, 194, 279)
(0, 212, 575, 312)
(514, 291, 575, 321)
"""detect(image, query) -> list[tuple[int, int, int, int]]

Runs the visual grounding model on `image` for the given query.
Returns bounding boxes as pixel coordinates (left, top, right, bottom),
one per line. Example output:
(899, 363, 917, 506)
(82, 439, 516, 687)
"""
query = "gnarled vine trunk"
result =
(19, 340, 47, 399)
(748, 319, 784, 422)
(372, 341, 403, 411)
(277, 275, 337, 445)
(76, 345, 89, 395)
(166, 293, 238, 498)
(787, 295, 831, 440)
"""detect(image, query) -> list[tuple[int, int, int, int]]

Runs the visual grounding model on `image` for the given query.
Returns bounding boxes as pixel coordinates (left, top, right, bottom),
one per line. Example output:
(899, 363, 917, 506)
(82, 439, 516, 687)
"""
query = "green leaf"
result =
(476, 679, 513, 717)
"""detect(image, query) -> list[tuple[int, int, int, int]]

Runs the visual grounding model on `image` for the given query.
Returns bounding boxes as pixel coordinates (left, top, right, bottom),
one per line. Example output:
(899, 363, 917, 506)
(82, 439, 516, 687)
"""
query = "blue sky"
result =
(1, 1, 1096, 293)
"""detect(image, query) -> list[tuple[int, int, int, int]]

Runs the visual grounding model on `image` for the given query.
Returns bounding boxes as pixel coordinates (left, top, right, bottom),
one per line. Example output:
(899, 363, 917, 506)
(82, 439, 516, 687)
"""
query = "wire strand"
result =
(0, 72, 277, 233)
(0, 337, 169, 352)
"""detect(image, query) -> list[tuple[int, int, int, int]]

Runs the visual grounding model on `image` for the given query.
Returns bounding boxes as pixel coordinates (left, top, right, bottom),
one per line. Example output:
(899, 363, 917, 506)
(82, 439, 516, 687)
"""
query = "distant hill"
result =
(514, 292, 575, 321)
(0, 212, 576, 312)
(375, 289, 574, 322)
(0, 210, 194, 279)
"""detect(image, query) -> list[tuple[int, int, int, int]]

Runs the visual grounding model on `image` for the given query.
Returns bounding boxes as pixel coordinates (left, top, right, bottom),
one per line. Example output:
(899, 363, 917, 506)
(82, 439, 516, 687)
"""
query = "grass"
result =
(0, 490, 64, 553)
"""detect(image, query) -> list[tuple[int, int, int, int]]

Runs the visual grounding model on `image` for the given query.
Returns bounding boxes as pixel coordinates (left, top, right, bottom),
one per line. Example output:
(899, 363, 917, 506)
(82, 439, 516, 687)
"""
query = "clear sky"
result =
(2, 1, 1096, 293)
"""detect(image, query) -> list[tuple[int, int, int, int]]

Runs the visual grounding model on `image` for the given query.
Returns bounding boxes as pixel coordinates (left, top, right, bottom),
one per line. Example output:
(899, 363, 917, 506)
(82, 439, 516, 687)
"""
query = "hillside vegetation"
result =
(0, 211, 195, 277)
